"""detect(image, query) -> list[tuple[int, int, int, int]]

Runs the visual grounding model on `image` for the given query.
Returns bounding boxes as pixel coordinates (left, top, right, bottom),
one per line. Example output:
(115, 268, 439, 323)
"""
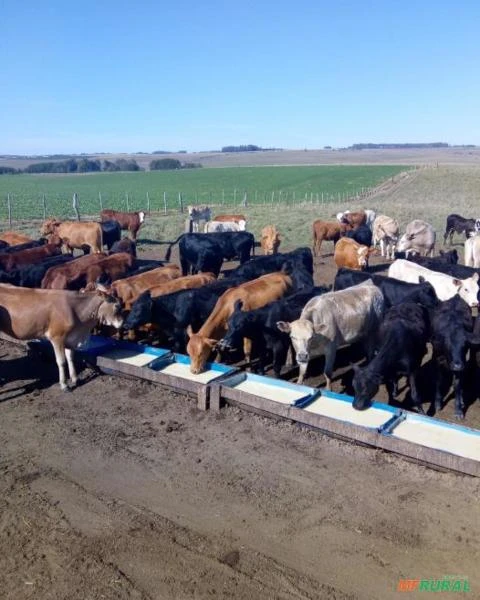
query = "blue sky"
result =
(1, 1, 479, 154)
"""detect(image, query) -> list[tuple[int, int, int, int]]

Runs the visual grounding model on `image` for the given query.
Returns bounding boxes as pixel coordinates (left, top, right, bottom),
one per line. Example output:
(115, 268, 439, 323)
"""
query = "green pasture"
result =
(0, 165, 408, 221)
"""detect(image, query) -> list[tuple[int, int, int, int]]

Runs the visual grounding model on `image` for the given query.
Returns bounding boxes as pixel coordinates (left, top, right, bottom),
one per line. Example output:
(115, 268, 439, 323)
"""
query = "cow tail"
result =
(164, 234, 184, 262)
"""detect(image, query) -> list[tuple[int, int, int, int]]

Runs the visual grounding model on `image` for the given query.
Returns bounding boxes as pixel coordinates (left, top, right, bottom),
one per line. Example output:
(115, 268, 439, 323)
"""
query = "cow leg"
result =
(379, 238, 385, 258)
(65, 348, 78, 387)
(323, 345, 336, 390)
(434, 364, 445, 413)
(408, 372, 424, 414)
(243, 338, 252, 369)
(453, 373, 465, 419)
(49, 338, 69, 391)
(385, 378, 396, 403)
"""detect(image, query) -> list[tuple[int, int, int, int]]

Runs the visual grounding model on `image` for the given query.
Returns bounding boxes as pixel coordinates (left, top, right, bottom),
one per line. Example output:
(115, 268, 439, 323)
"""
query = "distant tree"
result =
(114, 158, 141, 171)
(77, 158, 101, 173)
(150, 158, 182, 170)
(102, 160, 121, 172)
(0, 166, 19, 174)
(181, 162, 202, 169)
(221, 144, 261, 152)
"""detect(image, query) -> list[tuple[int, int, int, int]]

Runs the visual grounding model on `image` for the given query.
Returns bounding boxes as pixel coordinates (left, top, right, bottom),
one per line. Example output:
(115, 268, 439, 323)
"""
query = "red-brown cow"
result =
(100, 210, 145, 241)
(312, 220, 352, 257)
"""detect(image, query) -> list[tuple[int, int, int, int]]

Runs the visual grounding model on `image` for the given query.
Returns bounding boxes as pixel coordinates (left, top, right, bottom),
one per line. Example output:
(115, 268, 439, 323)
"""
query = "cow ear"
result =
(277, 321, 291, 333)
(186, 325, 194, 338)
(472, 272, 479, 282)
(95, 281, 110, 293)
(418, 276, 426, 283)
(452, 278, 462, 288)
(467, 332, 480, 346)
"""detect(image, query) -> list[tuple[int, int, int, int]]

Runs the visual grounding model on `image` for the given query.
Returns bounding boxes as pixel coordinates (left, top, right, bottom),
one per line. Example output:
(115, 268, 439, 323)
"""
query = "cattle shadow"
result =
(136, 238, 170, 246)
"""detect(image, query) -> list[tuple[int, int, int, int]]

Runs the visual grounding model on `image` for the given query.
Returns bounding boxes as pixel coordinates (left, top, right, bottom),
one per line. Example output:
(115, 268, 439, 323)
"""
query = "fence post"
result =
(242, 190, 247, 207)
(98, 191, 103, 211)
(222, 189, 225, 205)
(234, 189, 237, 205)
(146, 191, 150, 213)
(178, 192, 183, 213)
(72, 193, 80, 221)
(7, 193, 12, 227)
(163, 191, 167, 214)
(42, 193, 47, 219)
(126, 192, 130, 211)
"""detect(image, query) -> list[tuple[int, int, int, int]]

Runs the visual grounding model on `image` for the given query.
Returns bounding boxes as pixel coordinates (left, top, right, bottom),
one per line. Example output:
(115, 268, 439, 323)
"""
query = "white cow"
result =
(397, 219, 436, 257)
(464, 235, 480, 268)
(372, 215, 399, 259)
(187, 205, 211, 232)
(277, 280, 384, 388)
(204, 220, 244, 233)
(388, 259, 479, 306)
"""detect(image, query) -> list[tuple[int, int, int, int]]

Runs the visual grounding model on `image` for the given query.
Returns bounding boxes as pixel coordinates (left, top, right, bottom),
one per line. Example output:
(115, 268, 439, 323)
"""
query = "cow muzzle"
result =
(297, 352, 309, 363)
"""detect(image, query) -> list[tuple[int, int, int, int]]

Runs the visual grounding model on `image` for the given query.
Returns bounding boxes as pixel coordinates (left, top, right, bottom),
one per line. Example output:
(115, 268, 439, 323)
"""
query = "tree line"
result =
(0, 157, 202, 175)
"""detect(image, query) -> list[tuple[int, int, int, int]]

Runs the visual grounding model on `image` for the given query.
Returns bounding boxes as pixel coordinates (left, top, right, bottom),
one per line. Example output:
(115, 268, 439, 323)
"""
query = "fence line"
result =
(1, 185, 382, 224)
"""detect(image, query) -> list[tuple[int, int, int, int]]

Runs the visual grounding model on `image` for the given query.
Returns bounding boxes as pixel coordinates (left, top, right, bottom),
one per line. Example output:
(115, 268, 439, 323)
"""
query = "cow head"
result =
(95, 291, 124, 329)
(454, 272, 479, 308)
(122, 291, 153, 330)
(352, 364, 381, 411)
(261, 226, 281, 255)
(40, 218, 61, 236)
(186, 325, 218, 374)
(218, 300, 250, 352)
(277, 318, 316, 383)
(356, 246, 371, 269)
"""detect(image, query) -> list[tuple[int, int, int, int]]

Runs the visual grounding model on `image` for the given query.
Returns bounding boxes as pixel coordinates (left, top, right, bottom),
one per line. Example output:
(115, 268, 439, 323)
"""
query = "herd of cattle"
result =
(1, 207, 480, 421)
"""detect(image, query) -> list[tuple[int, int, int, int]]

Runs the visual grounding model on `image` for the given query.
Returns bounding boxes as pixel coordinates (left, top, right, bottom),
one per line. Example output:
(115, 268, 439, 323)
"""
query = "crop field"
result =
(0, 165, 408, 222)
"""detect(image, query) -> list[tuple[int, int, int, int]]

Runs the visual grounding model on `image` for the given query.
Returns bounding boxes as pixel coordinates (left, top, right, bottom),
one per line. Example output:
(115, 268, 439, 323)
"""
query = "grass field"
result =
(7, 165, 480, 253)
(0, 165, 407, 221)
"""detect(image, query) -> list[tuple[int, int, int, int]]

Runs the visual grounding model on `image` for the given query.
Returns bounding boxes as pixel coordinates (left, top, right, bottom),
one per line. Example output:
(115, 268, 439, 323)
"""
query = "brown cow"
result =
(0, 231, 33, 245)
(103, 264, 181, 309)
(42, 253, 109, 289)
(0, 283, 123, 390)
(77, 253, 135, 290)
(312, 220, 352, 257)
(100, 209, 145, 241)
(0, 241, 62, 272)
(341, 210, 367, 228)
(186, 271, 293, 373)
(334, 237, 373, 271)
(260, 225, 281, 255)
(41, 219, 103, 254)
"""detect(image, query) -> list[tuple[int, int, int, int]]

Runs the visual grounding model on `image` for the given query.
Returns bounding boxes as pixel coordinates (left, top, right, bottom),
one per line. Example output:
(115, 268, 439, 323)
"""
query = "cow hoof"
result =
(455, 412, 465, 420)
(61, 386, 72, 393)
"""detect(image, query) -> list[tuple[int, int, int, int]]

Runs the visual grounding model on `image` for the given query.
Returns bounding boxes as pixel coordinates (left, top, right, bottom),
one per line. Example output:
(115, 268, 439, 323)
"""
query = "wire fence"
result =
(0, 186, 380, 226)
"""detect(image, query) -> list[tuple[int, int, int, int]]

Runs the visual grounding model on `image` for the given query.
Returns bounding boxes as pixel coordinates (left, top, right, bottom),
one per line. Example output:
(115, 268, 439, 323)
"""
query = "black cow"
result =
(0, 254, 75, 287)
(122, 275, 249, 351)
(431, 295, 480, 419)
(402, 249, 459, 264)
(101, 220, 121, 250)
(227, 248, 313, 280)
(345, 224, 372, 247)
(334, 268, 439, 309)
(0, 238, 47, 254)
(165, 232, 254, 276)
(217, 288, 325, 377)
(352, 302, 430, 412)
(443, 213, 475, 245)
(0, 241, 8, 251)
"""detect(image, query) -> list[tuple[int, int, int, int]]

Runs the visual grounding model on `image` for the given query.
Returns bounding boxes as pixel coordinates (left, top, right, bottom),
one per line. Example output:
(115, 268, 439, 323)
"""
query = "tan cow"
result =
(261, 225, 281, 255)
(41, 219, 103, 254)
(312, 220, 352, 256)
(372, 215, 399, 259)
(334, 237, 373, 271)
(104, 264, 181, 309)
(186, 271, 293, 373)
(0, 284, 123, 390)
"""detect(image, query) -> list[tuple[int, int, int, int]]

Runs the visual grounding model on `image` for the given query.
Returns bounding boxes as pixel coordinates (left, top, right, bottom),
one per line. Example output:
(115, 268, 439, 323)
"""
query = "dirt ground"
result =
(1, 242, 479, 600)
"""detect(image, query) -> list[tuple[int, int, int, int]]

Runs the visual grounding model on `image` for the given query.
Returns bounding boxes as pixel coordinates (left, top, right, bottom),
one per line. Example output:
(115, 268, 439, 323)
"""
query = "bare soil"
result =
(1, 239, 480, 600)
